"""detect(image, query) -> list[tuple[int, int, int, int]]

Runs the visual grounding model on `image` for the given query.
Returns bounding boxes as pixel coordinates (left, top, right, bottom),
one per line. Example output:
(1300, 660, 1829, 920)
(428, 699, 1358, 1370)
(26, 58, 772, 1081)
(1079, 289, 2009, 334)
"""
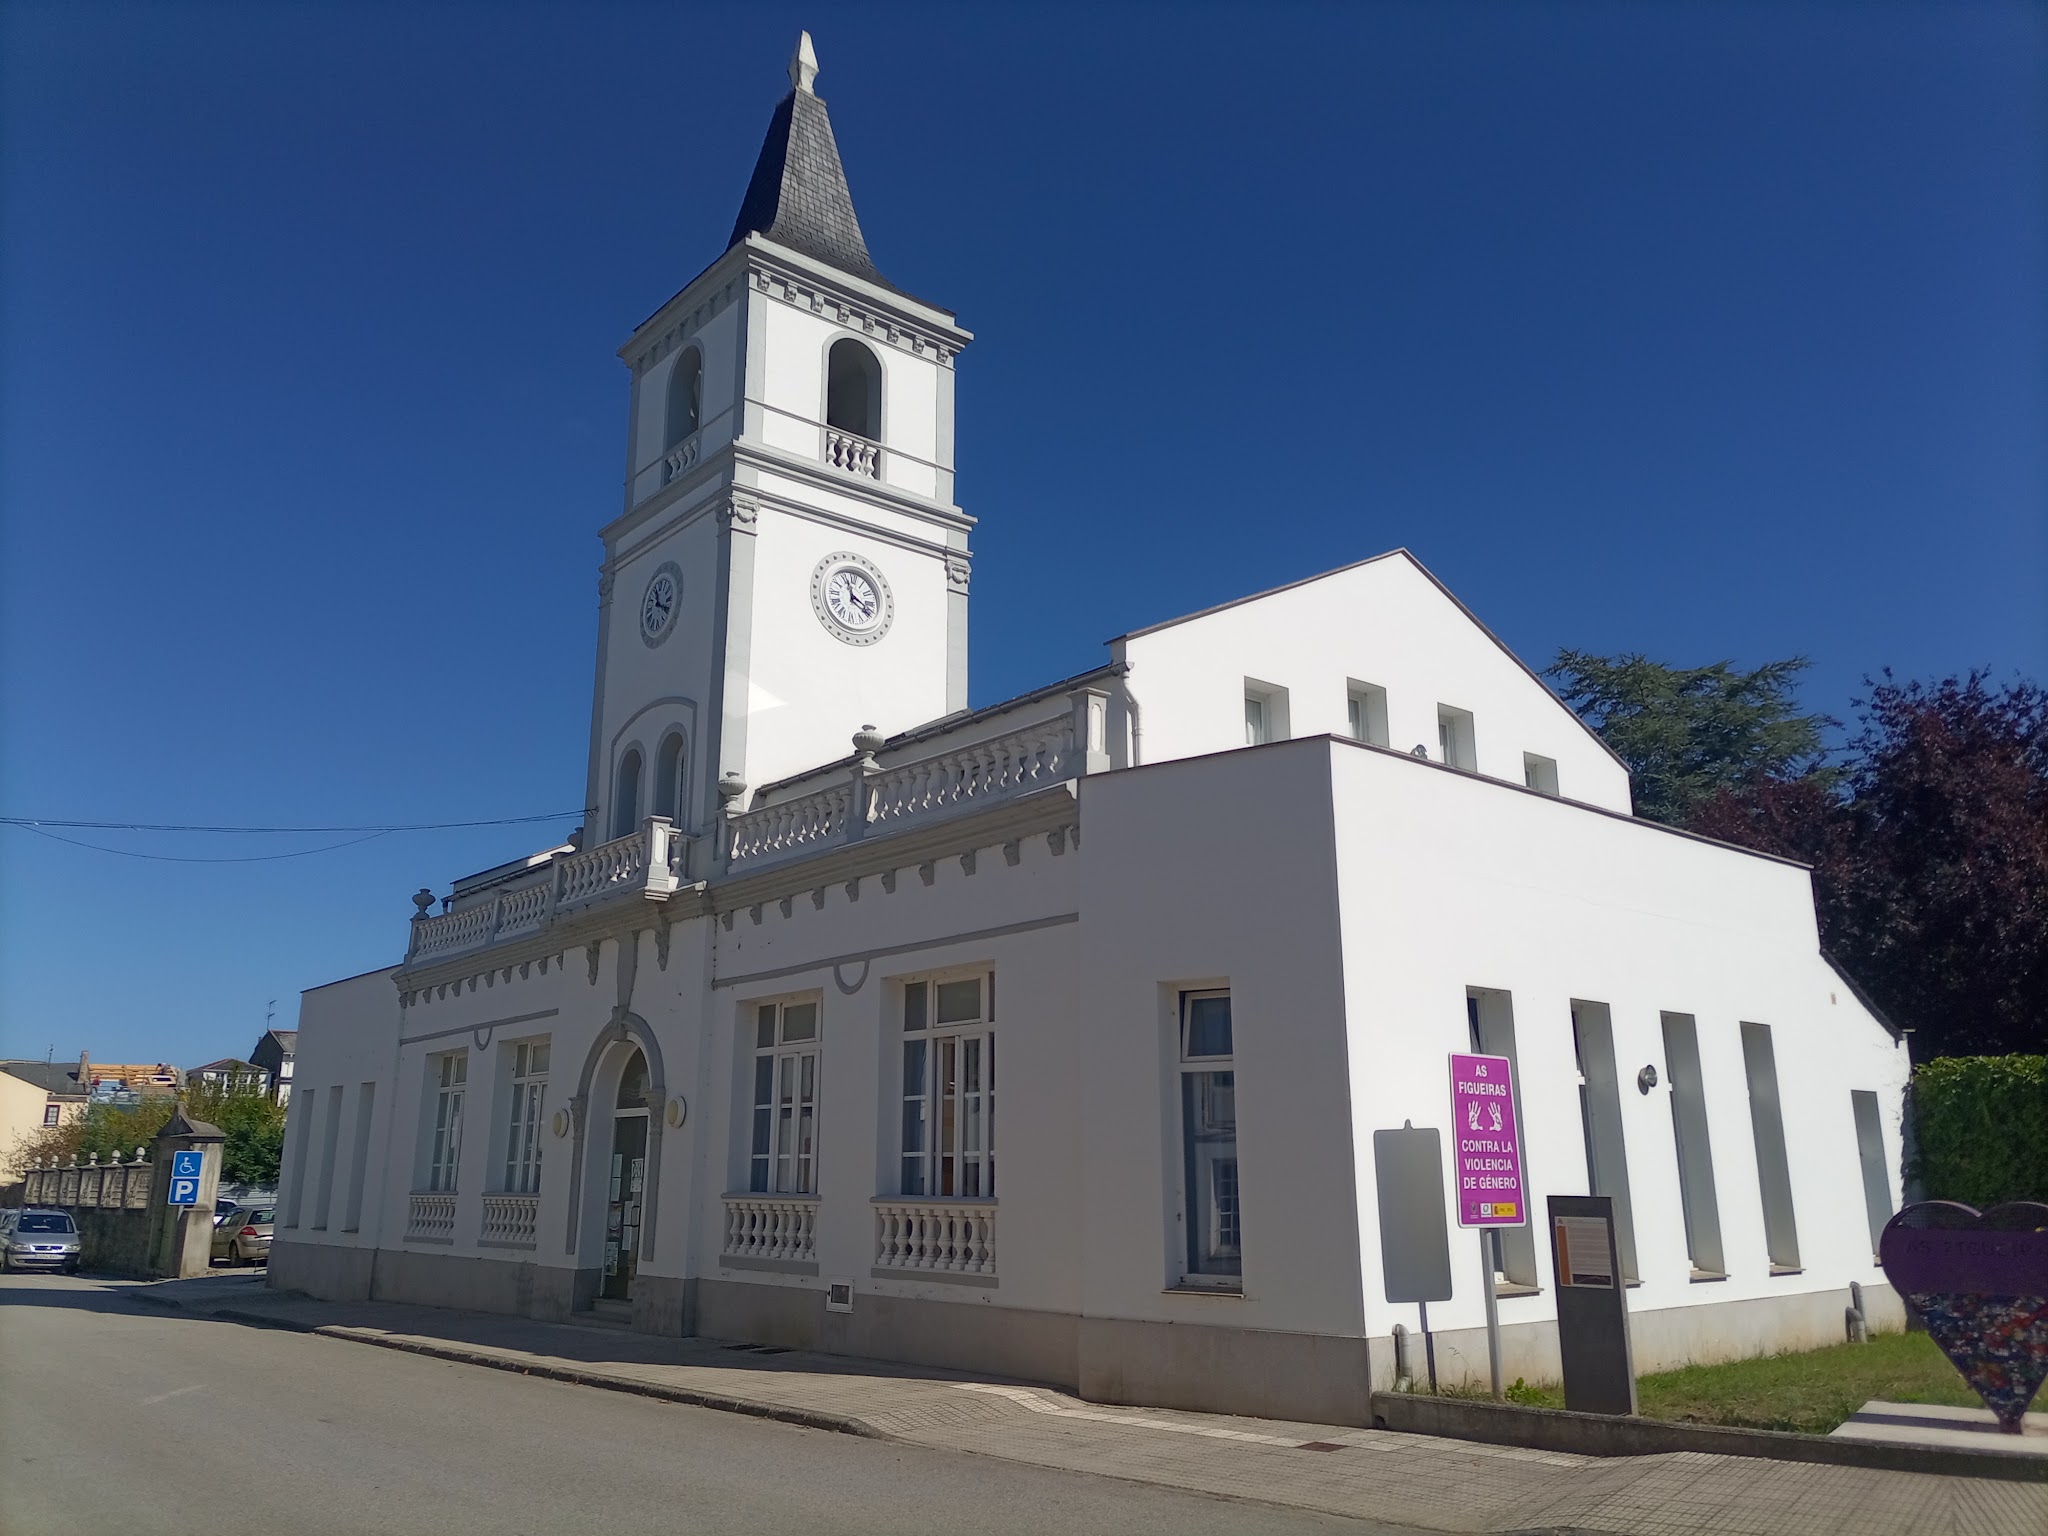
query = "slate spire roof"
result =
(726, 32, 890, 289)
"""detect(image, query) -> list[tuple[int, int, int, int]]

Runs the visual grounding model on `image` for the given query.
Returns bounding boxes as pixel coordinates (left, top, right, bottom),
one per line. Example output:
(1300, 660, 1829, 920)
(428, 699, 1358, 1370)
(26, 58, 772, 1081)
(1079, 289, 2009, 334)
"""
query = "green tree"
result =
(1547, 651, 1834, 825)
(9, 1080, 287, 1187)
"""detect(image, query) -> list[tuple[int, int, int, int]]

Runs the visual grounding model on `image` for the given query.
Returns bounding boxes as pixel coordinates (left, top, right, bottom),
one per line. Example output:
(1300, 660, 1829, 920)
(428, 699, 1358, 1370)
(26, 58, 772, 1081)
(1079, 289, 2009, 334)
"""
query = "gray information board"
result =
(1547, 1194, 1637, 1415)
(1374, 1125, 1453, 1304)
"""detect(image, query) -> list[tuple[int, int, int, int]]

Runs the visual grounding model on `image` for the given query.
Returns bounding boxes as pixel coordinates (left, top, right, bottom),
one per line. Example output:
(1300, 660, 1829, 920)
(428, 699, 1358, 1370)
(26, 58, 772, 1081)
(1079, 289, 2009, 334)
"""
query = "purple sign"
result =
(1450, 1052, 1525, 1228)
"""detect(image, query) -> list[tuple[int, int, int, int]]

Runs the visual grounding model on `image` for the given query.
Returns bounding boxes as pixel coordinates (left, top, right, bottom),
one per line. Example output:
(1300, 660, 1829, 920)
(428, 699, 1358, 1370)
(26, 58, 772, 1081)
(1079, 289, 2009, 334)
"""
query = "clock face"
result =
(639, 563, 683, 647)
(825, 568, 881, 630)
(810, 553, 894, 646)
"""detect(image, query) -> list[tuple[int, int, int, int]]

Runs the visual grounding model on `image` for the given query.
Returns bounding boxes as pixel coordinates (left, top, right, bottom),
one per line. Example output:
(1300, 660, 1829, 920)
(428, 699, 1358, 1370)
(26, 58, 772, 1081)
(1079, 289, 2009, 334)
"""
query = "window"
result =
(612, 748, 643, 841)
(653, 731, 687, 823)
(665, 348, 701, 448)
(1243, 679, 1288, 746)
(427, 1052, 467, 1194)
(1466, 990, 1538, 1286)
(1178, 989, 1240, 1286)
(899, 973, 995, 1198)
(342, 1082, 376, 1233)
(282, 1090, 317, 1228)
(1570, 1001, 1639, 1281)
(42, 1104, 60, 1127)
(1661, 1013, 1724, 1276)
(312, 1083, 344, 1229)
(1347, 682, 1389, 747)
(1436, 705, 1476, 771)
(1740, 1023, 1800, 1271)
(749, 999, 821, 1195)
(1522, 753, 1559, 796)
(825, 338, 881, 439)
(502, 1039, 550, 1195)
(1850, 1089, 1894, 1258)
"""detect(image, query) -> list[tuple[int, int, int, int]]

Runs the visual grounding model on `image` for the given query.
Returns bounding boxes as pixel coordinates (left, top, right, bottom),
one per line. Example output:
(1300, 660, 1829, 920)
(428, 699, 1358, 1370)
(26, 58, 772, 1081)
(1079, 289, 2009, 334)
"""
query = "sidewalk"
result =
(128, 1273, 2043, 1536)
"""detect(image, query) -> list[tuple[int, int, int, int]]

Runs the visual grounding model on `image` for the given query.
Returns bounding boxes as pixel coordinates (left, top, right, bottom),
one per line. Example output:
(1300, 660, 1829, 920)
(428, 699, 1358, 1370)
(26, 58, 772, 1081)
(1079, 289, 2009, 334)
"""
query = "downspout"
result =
(1115, 661, 1142, 767)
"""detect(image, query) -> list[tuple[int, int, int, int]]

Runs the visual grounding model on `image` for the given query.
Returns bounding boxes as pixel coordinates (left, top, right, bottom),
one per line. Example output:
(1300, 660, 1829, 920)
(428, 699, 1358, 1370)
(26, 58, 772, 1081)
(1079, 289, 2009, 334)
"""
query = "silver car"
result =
(4, 1210, 81, 1273)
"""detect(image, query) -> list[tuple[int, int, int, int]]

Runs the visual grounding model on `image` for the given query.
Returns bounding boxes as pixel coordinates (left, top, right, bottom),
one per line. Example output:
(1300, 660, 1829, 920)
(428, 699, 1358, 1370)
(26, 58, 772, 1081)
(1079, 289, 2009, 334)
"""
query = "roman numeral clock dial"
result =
(811, 553, 894, 646)
(639, 562, 683, 647)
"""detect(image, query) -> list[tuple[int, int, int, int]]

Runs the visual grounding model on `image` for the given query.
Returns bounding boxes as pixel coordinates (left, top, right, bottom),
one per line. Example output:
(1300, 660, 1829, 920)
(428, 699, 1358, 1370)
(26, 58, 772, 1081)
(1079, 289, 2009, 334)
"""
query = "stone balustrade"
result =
(872, 1198, 997, 1277)
(406, 817, 688, 965)
(824, 427, 879, 478)
(663, 431, 700, 483)
(22, 1150, 153, 1211)
(479, 1192, 539, 1247)
(722, 1195, 818, 1264)
(726, 694, 1104, 876)
(405, 1190, 457, 1243)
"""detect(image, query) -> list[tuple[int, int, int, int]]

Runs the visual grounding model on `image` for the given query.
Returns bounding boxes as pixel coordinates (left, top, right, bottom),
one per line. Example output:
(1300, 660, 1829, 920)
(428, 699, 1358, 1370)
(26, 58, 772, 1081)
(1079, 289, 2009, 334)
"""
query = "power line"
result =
(0, 811, 586, 834)
(0, 809, 589, 865)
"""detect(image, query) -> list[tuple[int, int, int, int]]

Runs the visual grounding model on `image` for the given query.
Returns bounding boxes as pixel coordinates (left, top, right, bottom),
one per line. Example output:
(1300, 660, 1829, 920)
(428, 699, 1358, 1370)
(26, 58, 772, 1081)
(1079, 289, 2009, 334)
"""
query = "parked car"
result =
(4, 1210, 82, 1273)
(211, 1207, 274, 1266)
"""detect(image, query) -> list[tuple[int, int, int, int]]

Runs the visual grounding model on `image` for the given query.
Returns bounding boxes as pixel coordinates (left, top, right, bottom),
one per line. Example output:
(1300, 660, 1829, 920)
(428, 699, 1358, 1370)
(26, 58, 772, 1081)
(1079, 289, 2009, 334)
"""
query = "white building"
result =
(272, 37, 1909, 1425)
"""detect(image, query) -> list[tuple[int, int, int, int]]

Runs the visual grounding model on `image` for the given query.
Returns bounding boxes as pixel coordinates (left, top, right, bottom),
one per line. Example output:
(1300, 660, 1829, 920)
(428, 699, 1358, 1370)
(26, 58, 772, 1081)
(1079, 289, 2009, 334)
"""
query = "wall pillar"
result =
(147, 1107, 225, 1278)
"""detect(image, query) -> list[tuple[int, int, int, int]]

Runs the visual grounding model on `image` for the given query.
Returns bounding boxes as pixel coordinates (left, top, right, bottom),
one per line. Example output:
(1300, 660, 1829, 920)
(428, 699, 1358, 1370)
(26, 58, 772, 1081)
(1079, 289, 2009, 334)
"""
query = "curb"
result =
(1370, 1391, 2048, 1484)
(125, 1288, 879, 1440)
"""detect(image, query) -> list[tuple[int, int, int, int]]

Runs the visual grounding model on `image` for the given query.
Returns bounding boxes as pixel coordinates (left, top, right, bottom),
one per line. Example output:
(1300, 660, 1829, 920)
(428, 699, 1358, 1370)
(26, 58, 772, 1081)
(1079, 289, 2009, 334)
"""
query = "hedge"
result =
(1907, 1055, 2048, 1209)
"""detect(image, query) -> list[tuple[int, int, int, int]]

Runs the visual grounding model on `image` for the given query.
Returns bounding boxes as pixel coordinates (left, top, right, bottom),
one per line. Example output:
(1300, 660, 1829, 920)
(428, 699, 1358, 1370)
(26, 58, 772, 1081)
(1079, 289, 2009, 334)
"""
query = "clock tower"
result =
(585, 33, 973, 858)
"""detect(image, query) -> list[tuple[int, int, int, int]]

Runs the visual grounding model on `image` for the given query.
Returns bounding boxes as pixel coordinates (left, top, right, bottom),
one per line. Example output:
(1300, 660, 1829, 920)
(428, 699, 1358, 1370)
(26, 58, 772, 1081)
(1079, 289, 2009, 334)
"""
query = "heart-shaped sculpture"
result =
(1878, 1200, 2048, 1433)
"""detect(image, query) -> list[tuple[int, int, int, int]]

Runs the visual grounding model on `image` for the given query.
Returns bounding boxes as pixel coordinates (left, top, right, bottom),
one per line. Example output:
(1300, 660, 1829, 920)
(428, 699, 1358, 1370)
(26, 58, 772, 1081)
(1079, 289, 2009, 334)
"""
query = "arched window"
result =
(612, 748, 643, 841)
(653, 731, 687, 823)
(616, 1049, 649, 1110)
(825, 338, 881, 440)
(664, 349, 701, 447)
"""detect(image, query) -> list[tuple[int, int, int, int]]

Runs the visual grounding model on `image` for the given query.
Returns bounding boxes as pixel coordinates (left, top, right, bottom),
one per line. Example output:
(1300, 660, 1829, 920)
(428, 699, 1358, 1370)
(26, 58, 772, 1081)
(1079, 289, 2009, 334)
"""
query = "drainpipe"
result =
(1115, 662, 1142, 767)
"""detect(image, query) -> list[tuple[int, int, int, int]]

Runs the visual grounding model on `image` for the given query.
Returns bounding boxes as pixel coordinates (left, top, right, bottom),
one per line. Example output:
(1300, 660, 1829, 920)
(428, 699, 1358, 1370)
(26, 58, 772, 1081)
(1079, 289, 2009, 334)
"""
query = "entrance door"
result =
(602, 1113, 648, 1300)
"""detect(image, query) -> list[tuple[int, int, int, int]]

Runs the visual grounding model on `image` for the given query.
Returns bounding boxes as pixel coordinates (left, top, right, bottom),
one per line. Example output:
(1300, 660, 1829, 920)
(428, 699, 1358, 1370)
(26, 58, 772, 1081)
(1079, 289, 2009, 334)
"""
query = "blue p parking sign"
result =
(167, 1149, 203, 1207)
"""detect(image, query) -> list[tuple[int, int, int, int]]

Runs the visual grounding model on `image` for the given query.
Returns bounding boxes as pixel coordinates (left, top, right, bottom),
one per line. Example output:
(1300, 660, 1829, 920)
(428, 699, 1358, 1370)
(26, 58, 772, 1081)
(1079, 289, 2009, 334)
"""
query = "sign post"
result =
(1449, 1052, 1525, 1401)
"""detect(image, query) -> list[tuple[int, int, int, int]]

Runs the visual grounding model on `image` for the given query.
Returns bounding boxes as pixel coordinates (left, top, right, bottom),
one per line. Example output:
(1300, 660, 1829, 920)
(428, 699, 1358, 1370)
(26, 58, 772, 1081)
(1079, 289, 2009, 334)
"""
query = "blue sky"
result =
(2, 1, 2041, 1069)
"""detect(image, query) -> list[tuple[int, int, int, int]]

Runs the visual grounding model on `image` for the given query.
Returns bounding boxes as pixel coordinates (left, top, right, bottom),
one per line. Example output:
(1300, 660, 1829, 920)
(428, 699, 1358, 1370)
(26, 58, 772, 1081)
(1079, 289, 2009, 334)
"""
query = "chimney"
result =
(78, 1050, 89, 1091)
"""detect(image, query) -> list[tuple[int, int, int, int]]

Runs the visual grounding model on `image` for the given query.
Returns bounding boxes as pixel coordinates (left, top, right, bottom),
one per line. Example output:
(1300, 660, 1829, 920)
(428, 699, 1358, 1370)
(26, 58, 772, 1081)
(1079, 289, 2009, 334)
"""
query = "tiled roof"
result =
(2, 1061, 86, 1097)
(727, 85, 889, 289)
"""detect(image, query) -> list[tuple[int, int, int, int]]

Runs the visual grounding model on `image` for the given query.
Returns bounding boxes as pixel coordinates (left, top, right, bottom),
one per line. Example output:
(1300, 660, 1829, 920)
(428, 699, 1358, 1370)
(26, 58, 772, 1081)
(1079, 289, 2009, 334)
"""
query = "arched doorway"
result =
(602, 1048, 651, 1301)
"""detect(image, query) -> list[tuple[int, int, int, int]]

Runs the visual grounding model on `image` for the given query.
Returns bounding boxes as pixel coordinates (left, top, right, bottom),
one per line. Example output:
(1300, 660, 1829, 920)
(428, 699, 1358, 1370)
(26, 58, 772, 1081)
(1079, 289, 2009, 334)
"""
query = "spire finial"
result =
(789, 31, 819, 94)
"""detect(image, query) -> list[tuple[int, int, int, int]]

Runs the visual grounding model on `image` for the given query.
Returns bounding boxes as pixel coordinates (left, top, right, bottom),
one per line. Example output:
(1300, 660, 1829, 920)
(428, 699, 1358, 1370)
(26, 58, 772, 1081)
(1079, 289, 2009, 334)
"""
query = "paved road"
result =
(0, 1274, 1407, 1535)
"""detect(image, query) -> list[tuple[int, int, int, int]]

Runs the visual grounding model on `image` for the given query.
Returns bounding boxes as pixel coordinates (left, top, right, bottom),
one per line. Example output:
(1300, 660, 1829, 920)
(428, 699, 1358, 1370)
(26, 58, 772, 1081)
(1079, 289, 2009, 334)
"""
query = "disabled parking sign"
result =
(167, 1149, 203, 1206)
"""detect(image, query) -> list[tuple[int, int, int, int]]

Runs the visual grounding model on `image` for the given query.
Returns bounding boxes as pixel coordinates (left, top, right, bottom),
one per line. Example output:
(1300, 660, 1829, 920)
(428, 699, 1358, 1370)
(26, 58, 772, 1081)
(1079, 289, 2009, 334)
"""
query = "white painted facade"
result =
(273, 40, 1909, 1425)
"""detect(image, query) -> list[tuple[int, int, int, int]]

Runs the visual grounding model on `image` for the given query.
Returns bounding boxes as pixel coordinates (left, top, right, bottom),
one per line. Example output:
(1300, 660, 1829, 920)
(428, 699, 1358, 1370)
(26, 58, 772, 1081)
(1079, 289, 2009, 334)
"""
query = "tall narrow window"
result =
(342, 1082, 376, 1233)
(1179, 989, 1241, 1287)
(1661, 1013, 1724, 1276)
(427, 1052, 467, 1194)
(749, 999, 821, 1195)
(1467, 990, 1537, 1286)
(612, 748, 643, 841)
(502, 1039, 550, 1195)
(825, 338, 882, 439)
(1740, 1022, 1800, 1271)
(653, 731, 687, 823)
(1850, 1090, 1894, 1259)
(1347, 682, 1389, 747)
(665, 348, 702, 447)
(282, 1091, 317, 1228)
(1437, 706, 1476, 771)
(312, 1083, 344, 1229)
(1570, 1001, 1638, 1281)
(900, 974, 996, 1198)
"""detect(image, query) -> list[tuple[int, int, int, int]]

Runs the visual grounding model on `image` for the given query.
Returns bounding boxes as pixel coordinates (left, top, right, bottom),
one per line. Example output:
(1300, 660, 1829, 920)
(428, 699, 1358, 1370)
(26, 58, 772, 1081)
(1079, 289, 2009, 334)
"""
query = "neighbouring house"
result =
(251, 1031, 297, 1105)
(191, 1059, 271, 1093)
(270, 36, 1909, 1428)
(0, 1059, 91, 1194)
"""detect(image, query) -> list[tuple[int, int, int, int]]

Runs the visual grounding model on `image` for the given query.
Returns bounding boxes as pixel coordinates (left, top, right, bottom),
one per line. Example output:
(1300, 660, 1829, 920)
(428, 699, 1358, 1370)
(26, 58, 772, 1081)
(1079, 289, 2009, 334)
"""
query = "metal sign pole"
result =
(1480, 1234, 1503, 1400)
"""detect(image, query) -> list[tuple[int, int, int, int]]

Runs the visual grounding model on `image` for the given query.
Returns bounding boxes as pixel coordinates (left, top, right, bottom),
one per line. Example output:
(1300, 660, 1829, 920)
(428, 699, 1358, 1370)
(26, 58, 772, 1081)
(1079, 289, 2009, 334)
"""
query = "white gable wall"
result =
(1114, 554, 1632, 813)
(1328, 738, 1908, 1378)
